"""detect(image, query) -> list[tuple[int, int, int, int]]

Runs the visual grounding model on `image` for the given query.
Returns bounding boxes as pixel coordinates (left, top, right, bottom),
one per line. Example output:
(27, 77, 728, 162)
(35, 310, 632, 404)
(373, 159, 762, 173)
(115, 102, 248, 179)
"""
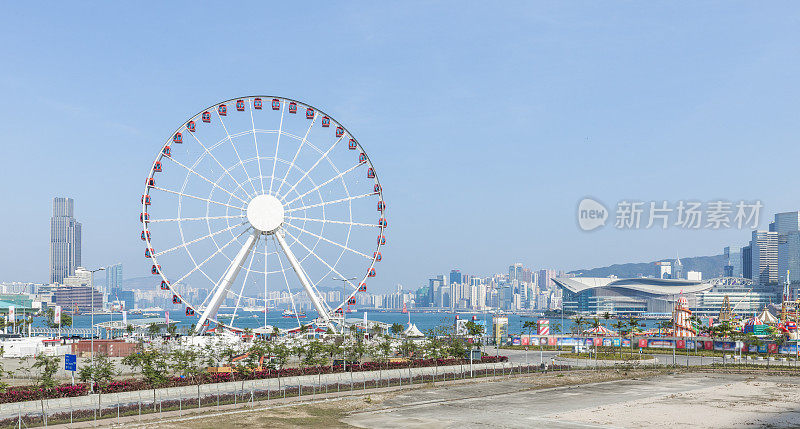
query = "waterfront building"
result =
(49, 197, 82, 284)
(54, 285, 103, 313)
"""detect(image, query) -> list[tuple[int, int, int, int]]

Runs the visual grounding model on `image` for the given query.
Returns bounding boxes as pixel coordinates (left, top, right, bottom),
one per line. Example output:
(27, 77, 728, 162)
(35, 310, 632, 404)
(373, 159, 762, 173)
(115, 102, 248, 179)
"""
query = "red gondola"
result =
(141, 195, 151, 205)
(321, 116, 330, 127)
(367, 168, 375, 179)
(141, 230, 150, 241)
(140, 213, 150, 222)
(151, 264, 161, 274)
(305, 107, 314, 119)
(288, 102, 297, 113)
(378, 218, 387, 228)
(160, 280, 169, 290)
(187, 121, 196, 132)
(236, 99, 245, 111)
(359, 153, 367, 165)
(336, 126, 344, 138)
(368, 268, 376, 277)
(145, 248, 154, 258)
(153, 162, 162, 172)
(202, 111, 211, 123)
(172, 295, 180, 304)
(358, 283, 367, 292)
(348, 297, 356, 305)
(348, 139, 357, 150)
(162, 146, 171, 157)
(335, 308, 344, 315)
(377, 235, 385, 245)
(373, 184, 381, 195)
(218, 104, 227, 116)
(254, 98, 263, 109)
(373, 252, 382, 261)
(271, 98, 280, 110)
(186, 307, 195, 316)
(146, 178, 156, 187)
(173, 132, 182, 144)
(377, 201, 385, 212)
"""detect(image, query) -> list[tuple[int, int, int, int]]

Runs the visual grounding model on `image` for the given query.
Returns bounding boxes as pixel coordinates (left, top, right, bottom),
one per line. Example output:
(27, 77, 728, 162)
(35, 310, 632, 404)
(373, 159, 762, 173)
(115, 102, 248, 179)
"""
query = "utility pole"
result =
(87, 267, 105, 393)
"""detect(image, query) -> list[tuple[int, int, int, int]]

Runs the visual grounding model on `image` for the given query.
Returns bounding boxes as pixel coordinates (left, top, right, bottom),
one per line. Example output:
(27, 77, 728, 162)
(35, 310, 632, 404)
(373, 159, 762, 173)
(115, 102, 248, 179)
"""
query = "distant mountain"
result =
(124, 276, 159, 290)
(568, 254, 726, 280)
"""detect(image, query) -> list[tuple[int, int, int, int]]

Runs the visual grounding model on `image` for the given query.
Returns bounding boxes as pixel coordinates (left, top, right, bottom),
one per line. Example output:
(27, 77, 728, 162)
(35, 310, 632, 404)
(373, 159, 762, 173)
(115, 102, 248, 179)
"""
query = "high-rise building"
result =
(50, 197, 82, 284)
(537, 269, 556, 289)
(770, 212, 800, 235)
(106, 263, 123, 298)
(724, 246, 744, 277)
(449, 269, 462, 286)
(751, 230, 779, 285)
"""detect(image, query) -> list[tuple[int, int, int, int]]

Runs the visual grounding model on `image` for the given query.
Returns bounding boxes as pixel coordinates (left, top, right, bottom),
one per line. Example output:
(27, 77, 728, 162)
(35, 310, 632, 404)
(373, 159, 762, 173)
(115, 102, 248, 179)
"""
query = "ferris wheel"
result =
(140, 96, 386, 334)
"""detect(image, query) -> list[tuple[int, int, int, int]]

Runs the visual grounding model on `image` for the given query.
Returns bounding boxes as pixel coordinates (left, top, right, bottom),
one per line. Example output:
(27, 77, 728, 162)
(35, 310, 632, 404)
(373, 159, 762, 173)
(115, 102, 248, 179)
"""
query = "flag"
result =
(8, 306, 14, 323)
(165, 310, 170, 324)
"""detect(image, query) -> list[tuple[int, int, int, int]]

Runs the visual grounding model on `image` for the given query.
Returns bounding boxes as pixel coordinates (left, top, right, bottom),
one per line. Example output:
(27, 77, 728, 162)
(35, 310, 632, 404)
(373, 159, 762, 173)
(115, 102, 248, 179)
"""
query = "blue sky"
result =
(1, 3, 799, 290)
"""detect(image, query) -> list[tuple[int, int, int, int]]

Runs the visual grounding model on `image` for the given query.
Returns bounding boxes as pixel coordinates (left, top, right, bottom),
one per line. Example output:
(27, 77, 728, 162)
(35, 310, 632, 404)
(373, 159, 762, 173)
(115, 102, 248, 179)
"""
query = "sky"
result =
(1, 2, 799, 291)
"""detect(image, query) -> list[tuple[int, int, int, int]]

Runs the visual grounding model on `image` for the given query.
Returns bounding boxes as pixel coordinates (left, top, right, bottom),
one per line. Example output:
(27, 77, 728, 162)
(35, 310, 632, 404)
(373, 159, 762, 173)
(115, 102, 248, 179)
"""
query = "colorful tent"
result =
(582, 325, 618, 336)
(404, 323, 424, 337)
(758, 309, 780, 325)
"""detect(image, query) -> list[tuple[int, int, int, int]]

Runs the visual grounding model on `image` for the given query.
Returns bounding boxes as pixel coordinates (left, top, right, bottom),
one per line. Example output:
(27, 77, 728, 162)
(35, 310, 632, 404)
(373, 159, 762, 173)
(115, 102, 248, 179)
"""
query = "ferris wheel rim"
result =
(141, 95, 387, 333)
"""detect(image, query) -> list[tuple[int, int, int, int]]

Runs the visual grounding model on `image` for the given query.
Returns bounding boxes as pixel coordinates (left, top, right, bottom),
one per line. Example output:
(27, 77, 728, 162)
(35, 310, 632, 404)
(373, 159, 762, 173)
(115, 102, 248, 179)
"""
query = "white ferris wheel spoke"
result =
(274, 231, 335, 331)
(216, 108, 260, 197)
(153, 186, 245, 211)
(164, 156, 249, 206)
(285, 216, 378, 228)
(274, 112, 317, 197)
(195, 230, 260, 332)
(148, 214, 246, 223)
(283, 222, 371, 260)
(268, 101, 286, 194)
(282, 228, 361, 293)
(185, 128, 254, 200)
(283, 162, 361, 206)
(155, 221, 248, 258)
(248, 98, 266, 195)
(263, 238, 268, 327)
(279, 134, 344, 200)
(285, 192, 374, 214)
(171, 228, 252, 287)
(230, 235, 260, 326)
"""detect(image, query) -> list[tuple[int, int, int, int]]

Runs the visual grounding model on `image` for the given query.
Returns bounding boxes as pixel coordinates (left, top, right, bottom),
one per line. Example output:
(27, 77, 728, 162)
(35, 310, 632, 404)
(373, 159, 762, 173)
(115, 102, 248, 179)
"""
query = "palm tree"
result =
(522, 321, 537, 338)
(572, 316, 586, 335)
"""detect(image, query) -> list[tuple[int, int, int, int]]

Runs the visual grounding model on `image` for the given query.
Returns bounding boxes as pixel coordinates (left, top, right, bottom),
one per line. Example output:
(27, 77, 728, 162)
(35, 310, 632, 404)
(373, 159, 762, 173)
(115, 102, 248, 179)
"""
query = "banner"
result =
(165, 310, 170, 324)
(54, 306, 62, 325)
(648, 339, 674, 349)
(521, 336, 529, 346)
(122, 310, 127, 326)
(537, 319, 550, 335)
(8, 306, 14, 323)
(548, 336, 557, 346)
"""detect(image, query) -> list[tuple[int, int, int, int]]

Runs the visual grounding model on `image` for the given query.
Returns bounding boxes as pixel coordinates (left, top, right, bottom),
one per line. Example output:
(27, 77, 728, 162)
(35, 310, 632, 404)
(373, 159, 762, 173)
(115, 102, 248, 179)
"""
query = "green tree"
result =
(146, 323, 161, 339)
(45, 307, 72, 329)
(572, 316, 586, 334)
(270, 342, 290, 392)
(390, 323, 404, 338)
(122, 346, 169, 407)
(166, 323, 178, 338)
(32, 354, 60, 390)
(522, 321, 537, 338)
(399, 338, 418, 358)
(78, 353, 117, 391)
(370, 337, 393, 384)
(125, 324, 135, 336)
(170, 345, 205, 407)
(0, 347, 8, 392)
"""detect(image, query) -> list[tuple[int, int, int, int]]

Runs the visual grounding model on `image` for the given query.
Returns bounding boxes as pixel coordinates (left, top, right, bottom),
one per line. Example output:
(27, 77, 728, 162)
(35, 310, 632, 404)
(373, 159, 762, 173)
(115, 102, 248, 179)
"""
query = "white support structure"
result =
(195, 231, 258, 333)
(274, 230, 335, 332)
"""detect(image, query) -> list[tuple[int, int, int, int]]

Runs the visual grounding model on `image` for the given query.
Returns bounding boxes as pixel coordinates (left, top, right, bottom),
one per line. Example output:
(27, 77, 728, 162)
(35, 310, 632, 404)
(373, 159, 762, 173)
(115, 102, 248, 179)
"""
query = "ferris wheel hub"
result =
(246, 194, 285, 233)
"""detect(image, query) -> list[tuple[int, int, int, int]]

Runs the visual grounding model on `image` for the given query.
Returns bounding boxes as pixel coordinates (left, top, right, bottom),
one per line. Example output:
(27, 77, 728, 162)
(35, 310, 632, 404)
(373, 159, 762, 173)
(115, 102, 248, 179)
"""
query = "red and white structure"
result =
(141, 96, 385, 334)
(537, 319, 549, 335)
(673, 295, 696, 337)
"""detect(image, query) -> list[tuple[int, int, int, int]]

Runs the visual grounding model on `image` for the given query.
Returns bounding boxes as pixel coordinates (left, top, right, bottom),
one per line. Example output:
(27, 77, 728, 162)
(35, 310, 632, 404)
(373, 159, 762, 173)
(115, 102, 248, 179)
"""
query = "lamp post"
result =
(332, 276, 356, 371)
(87, 267, 104, 392)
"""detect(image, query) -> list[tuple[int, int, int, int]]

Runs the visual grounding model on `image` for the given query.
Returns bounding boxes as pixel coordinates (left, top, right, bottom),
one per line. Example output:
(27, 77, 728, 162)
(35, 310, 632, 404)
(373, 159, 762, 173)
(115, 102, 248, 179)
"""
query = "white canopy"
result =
(404, 323, 424, 337)
(758, 308, 780, 324)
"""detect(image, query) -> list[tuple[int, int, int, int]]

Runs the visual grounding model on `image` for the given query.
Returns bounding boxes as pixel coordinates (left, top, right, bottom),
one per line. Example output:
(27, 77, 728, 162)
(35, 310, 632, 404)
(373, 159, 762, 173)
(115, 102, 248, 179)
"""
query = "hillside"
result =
(568, 254, 726, 280)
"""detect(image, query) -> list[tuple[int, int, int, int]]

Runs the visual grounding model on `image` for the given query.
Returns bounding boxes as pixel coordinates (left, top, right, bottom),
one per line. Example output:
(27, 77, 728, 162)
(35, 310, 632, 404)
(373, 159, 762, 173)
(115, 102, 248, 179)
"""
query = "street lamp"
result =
(333, 277, 356, 372)
(87, 267, 104, 392)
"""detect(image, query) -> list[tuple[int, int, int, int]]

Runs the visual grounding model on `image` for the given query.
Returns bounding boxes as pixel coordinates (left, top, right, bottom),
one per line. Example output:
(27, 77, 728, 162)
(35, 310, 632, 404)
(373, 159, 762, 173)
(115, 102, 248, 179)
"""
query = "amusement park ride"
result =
(141, 96, 385, 336)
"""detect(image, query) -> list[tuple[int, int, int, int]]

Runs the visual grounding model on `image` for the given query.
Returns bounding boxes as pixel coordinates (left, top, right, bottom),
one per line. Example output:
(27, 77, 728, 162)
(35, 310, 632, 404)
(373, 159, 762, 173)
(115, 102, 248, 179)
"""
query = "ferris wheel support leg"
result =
(195, 231, 259, 333)
(274, 230, 336, 333)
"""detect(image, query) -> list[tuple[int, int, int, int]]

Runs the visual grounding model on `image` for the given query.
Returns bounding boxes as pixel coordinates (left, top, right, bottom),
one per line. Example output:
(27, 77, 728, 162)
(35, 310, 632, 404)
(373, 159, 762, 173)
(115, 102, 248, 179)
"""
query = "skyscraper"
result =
(751, 230, 779, 285)
(106, 263, 123, 298)
(449, 269, 462, 285)
(49, 197, 82, 284)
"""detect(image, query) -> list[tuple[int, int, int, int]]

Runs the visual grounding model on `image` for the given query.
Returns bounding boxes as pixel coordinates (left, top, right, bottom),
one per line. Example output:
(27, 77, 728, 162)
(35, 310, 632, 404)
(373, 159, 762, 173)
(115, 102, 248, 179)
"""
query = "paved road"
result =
(343, 372, 800, 428)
